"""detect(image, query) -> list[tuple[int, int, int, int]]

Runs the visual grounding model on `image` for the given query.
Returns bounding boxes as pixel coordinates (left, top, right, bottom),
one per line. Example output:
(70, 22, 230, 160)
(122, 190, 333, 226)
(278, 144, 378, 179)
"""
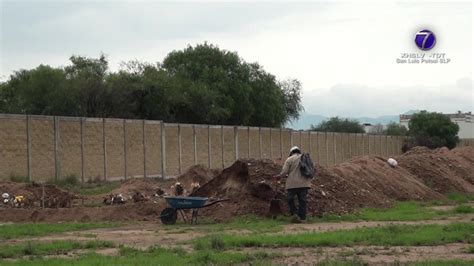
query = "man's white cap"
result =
(289, 146, 301, 155)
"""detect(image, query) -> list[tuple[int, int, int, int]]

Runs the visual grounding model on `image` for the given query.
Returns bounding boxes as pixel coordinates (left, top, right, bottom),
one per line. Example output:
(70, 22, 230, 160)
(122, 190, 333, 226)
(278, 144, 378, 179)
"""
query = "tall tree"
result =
(162, 43, 300, 127)
(384, 122, 407, 136)
(0, 43, 303, 127)
(65, 54, 109, 117)
(310, 117, 365, 133)
(0, 65, 74, 115)
(403, 111, 459, 151)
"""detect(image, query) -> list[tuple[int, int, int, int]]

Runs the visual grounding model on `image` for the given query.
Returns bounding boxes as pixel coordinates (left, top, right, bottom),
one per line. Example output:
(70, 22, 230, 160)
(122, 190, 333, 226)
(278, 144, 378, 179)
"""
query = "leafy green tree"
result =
(310, 117, 365, 133)
(0, 44, 302, 127)
(403, 111, 459, 151)
(384, 122, 407, 136)
(65, 54, 109, 117)
(0, 65, 74, 115)
(106, 61, 174, 120)
(162, 43, 300, 127)
(279, 78, 304, 124)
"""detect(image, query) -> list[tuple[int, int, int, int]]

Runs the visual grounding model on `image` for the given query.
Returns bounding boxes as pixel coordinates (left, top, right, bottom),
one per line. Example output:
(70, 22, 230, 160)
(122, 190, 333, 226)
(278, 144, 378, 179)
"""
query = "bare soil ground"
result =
(3, 209, 473, 264)
(1, 146, 473, 223)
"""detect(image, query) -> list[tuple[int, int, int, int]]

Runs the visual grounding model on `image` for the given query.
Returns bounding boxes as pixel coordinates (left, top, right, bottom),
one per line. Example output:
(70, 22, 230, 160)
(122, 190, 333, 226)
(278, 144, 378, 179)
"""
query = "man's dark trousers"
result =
(287, 187, 308, 220)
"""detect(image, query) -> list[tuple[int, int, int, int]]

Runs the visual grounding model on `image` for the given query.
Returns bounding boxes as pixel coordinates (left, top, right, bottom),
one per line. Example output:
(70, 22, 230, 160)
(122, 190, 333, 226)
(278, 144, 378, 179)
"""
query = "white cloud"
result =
(302, 78, 473, 117)
(0, 0, 472, 116)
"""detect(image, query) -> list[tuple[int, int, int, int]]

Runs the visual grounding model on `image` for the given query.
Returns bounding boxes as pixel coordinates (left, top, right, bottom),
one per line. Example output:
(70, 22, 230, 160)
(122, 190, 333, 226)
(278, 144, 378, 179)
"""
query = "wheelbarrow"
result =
(159, 196, 229, 225)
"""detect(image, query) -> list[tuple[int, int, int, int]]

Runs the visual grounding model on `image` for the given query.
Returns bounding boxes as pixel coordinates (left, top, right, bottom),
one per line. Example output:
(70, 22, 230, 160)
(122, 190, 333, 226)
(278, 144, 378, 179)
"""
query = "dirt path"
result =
(282, 213, 474, 234)
(4, 222, 200, 251)
(6, 214, 473, 250)
(249, 243, 474, 264)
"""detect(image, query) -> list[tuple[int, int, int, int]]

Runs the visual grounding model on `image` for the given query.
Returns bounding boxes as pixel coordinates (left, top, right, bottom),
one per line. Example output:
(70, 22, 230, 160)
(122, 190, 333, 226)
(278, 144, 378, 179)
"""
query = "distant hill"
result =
(287, 110, 419, 130)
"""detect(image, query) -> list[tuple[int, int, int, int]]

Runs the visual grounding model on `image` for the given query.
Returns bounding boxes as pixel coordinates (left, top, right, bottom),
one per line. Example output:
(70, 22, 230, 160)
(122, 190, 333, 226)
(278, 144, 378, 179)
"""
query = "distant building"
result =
(400, 111, 473, 139)
(363, 123, 385, 134)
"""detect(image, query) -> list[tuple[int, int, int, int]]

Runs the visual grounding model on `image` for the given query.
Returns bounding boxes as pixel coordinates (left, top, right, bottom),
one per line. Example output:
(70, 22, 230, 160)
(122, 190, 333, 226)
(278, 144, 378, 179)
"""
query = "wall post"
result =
(208, 125, 211, 168)
(193, 125, 197, 165)
(221, 126, 225, 168)
(234, 126, 238, 160)
(53, 116, 60, 181)
(81, 118, 85, 183)
(161, 122, 166, 179)
(26, 115, 32, 182)
(178, 123, 182, 174)
(123, 119, 128, 180)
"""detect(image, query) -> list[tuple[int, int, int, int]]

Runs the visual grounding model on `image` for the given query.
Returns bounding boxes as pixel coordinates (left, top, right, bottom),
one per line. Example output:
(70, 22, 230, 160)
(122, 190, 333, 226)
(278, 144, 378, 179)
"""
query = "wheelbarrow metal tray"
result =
(164, 196, 208, 209)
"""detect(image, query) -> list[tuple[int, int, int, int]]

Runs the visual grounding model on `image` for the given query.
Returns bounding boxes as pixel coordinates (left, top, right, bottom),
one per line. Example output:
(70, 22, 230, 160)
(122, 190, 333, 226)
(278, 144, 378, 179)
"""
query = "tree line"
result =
(0, 43, 303, 128)
(310, 117, 408, 135)
(310, 112, 460, 150)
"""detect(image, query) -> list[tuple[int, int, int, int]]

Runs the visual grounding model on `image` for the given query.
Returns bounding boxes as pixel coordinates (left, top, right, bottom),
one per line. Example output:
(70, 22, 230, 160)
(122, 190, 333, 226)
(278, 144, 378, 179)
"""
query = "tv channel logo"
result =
(415, 29, 436, 51)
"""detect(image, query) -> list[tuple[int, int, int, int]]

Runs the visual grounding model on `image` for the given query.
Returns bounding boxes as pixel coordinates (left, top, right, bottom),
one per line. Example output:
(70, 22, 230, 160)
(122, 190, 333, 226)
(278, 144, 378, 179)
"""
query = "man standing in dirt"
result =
(275, 146, 312, 223)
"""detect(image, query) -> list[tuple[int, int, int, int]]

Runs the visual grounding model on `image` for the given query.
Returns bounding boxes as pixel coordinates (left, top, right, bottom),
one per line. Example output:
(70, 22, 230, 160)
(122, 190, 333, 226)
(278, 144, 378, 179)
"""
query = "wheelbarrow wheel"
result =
(160, 207, 177, 225)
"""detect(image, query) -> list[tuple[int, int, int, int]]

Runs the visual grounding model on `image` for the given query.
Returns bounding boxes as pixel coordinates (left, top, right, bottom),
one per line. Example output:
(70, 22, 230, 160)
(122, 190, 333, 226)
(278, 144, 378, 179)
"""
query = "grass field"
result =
(194, 223, 474, 249)
(0, 240, 115, 258)
(1, 198, 473, 265)
(0, 222, 119, 240)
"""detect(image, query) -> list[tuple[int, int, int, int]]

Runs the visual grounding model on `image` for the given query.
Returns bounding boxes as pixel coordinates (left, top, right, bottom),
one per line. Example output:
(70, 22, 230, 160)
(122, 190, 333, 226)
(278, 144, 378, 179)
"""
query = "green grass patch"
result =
(165, 215, 286, 234)
(0, 222, 119, 240)
(0, 240, 114, 258)
(453, 204, 474, 214)
(9, 175, 30, 183)
(311, 202, 445, 222)
(194, 223, 474, 249)
(73, 181, 121, 196)
(446, 192, 474, 204)
(2, 245, 278, 265)
(311, 201, 474, 223)
(163, 201, 471, 235)
(409, 260, 474, 266)
(47, 175, 120, 196)
(468, 244, 474, 254)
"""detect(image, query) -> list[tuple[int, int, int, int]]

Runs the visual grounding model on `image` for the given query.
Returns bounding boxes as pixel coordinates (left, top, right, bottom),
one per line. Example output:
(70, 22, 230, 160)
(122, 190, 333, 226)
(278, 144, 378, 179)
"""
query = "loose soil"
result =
(1, 146, 473, 223)
(395, 146, 474, 194)
(0, 181, 76, 208)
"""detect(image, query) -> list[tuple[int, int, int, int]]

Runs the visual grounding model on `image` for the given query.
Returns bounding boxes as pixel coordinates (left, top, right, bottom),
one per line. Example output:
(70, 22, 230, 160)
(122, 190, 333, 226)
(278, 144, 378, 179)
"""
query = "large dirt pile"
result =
(191, 160, 282, 220)
(395, 146, 474, 194)
(0, 181, 76, 208)
(191, 154, 447, 221)
(193, 147, 474, 220)
(329, 156, 442, 202)
(110, 178, 174, 198)
(107, 165, 217, 198)
(1, 146, 472, 223)
(177, 165, 219, 192)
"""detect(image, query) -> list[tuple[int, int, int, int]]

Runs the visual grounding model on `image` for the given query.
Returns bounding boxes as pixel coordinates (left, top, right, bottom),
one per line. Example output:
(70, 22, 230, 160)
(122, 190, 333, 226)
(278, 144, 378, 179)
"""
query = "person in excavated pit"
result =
(274, 146, 312, 223)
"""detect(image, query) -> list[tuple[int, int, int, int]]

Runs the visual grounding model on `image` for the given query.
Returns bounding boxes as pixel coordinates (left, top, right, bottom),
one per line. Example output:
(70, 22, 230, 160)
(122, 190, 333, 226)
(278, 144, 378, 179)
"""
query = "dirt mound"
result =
(0, 181, 76, 208)
(0, 201, 167, 222)
(177, 165, 218, 192)
(329, 156, 442, 202)
(191, 155, 446, 221)
(396, 146, 474, 194)
(110, 178, 175, 198)
(2, 146, 473, 223)
(107, 165, 217, 199)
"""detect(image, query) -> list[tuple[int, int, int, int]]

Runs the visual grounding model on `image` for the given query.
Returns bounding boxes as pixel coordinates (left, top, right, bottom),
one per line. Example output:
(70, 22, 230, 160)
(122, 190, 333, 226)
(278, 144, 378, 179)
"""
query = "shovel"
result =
(268, 175, 283, 219)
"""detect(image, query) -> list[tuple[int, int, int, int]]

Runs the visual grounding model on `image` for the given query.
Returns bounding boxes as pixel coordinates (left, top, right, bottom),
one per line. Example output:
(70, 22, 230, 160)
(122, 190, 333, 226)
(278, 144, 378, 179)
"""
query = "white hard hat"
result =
(2, 193, 9, 199)
(289, 146, 301, 155)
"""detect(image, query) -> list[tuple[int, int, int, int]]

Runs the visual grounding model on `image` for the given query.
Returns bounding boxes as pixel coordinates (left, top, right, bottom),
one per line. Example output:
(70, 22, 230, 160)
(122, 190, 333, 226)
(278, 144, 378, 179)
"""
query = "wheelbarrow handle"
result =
(203, 198, 230, 208)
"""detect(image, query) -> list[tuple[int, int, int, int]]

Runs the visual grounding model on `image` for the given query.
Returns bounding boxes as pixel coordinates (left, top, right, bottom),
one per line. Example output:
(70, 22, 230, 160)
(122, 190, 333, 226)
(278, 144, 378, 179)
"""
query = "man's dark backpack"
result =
(299, 153, 315, 179)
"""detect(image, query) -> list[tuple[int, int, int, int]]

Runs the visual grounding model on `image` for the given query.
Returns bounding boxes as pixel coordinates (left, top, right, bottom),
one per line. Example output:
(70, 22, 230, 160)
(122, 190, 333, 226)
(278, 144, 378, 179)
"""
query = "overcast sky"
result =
(1, 0, 472, 117)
